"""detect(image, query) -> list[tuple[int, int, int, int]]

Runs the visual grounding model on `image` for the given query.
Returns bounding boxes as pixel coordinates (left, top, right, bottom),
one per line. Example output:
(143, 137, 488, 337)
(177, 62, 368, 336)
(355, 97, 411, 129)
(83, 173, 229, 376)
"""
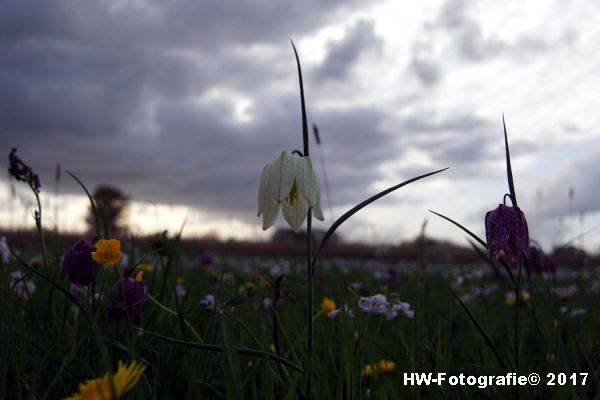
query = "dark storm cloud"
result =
(1, 0, 391, 224)
(316, 20, 383, 81)
(311, 105, 402, 207)
(383, 113, 507, 180)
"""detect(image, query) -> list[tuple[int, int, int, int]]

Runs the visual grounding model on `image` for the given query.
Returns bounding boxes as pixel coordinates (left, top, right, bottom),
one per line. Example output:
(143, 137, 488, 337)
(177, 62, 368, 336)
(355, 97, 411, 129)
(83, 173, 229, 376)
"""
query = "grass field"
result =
(1, 230, 599, 399)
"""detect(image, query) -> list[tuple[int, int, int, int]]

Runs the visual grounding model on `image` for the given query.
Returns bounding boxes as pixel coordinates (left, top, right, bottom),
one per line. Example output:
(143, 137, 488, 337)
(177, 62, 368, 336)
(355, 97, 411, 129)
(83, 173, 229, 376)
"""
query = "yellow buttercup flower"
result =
(362, 359, 395, 377)
(92, 239, 121, 266)
(376, 359, 396, 374)
(137, 263, 154, 273)
(64, 360, 146, 400)
(321, 297, 337, 314)
(362, 364, 375, 376)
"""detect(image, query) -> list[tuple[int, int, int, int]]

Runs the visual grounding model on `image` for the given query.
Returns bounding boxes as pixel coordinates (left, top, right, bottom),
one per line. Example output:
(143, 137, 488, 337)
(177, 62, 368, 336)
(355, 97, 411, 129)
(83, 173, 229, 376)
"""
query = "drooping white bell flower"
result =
(258, 151, 324, 232)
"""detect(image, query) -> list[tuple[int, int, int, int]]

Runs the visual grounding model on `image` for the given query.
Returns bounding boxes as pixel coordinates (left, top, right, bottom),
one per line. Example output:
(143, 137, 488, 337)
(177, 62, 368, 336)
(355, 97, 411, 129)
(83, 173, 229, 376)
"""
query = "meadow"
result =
(2, 232, 599, 399)
(1, 47, 599, 400)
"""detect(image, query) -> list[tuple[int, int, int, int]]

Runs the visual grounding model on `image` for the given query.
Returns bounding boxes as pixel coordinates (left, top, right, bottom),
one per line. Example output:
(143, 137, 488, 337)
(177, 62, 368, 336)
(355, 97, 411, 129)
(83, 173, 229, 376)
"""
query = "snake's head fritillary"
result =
(485, 201, 529, 265)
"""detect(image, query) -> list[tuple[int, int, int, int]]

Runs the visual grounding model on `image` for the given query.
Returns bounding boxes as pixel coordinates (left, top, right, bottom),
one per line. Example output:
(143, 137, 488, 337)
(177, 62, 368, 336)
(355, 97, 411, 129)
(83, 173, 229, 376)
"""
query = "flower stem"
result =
(292, 39, 313, 397)
(514, 256, 523, 399)
(33, 192, 49, 269)
(306, 209, 313, 398)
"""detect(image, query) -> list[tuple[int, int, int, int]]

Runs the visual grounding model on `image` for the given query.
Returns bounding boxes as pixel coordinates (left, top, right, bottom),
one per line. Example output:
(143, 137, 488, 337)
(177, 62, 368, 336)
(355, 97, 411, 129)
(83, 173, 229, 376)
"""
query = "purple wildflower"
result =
(200, 250, 214, 266)
(484, 198, 529, 264)
(109, 272, 147, 324)
(387, 266, 399, 284)
(60, 240, 97, 287)
(524, 245, 556, 275)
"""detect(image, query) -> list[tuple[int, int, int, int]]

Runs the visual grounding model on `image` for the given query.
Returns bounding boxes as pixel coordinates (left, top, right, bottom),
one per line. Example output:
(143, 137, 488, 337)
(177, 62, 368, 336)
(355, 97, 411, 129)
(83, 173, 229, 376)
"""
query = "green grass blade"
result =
(220, 321, 243, 400)
(449, 287, 511, 371)
(136, 328, 304, 374)
(502, 115, 517, 207)
(11, 250, 91, 324)
(290, 40, 309, 157)
(311, 168, 448, 269)
(66, 171, 100, 240)
(429, 210, 516, 287)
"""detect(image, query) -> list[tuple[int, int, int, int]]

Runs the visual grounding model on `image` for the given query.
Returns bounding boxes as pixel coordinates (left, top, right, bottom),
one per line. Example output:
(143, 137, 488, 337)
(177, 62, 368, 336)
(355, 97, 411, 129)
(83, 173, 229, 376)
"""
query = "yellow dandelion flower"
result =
(376, 359, 396, 374)
(91, 239, 121, 266)
(321, 297, 336, 314)
(362, 364, 375, 376)
(64, 360, 146, 400)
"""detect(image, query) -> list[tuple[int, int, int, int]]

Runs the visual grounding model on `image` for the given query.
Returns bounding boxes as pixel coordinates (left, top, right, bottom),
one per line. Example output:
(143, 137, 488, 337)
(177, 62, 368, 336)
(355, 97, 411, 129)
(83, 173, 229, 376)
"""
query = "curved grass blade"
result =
(502, 114, 517, 207)
(93, 197, 109, 239)
(291, 40, 309, 157)
(466, 239, 509, 285)
(449, 288, 511, 371)
(311, 168, 448, 269)
(429, 210, 516, 287)
(11, 250, 91, 324)
(136, 327, 304, 374)
(66, 171, 100, 239)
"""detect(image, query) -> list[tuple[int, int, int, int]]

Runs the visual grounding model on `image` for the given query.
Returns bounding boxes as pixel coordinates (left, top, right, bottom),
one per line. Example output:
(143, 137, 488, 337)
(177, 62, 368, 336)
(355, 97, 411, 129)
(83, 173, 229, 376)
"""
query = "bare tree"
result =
(88, 185, 129, 236)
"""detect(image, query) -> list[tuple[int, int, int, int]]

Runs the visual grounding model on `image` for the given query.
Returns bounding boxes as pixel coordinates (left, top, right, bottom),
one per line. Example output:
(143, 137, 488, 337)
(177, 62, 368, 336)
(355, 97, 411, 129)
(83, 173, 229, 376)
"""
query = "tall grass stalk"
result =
(291, 40, 314, 398)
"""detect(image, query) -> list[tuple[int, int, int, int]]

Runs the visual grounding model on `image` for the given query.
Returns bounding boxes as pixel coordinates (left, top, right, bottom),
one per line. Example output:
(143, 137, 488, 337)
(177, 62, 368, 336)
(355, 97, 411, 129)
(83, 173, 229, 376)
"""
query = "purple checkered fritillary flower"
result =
(485, 194, 529, 265)
(109, 271, 147, 324)
(60, 240, 98, 287)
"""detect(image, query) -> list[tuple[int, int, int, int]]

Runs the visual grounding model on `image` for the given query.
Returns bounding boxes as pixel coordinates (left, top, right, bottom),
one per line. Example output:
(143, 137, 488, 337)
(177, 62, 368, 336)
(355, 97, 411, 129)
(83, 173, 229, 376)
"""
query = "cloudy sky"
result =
(2, 0, 600, 252)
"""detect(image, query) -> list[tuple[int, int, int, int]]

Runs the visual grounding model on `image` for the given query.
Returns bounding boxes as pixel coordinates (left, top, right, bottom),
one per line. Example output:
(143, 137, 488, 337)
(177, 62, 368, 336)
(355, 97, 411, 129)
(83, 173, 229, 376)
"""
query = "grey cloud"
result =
(537, 147, 600, 219)
(409, 57, 442, 87)
(316, 20, 382, 81)
(408, 0, 579, 85)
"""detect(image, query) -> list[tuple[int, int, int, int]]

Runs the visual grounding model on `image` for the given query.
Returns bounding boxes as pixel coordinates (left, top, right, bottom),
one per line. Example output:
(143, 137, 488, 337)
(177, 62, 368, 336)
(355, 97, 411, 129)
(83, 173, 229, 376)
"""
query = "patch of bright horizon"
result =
(0, 185, 262, 240)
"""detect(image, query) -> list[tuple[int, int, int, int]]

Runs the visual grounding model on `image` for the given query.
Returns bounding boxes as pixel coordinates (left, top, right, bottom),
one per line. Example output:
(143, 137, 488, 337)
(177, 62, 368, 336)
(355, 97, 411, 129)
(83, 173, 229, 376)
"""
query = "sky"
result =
(1, 0, 600, 253)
